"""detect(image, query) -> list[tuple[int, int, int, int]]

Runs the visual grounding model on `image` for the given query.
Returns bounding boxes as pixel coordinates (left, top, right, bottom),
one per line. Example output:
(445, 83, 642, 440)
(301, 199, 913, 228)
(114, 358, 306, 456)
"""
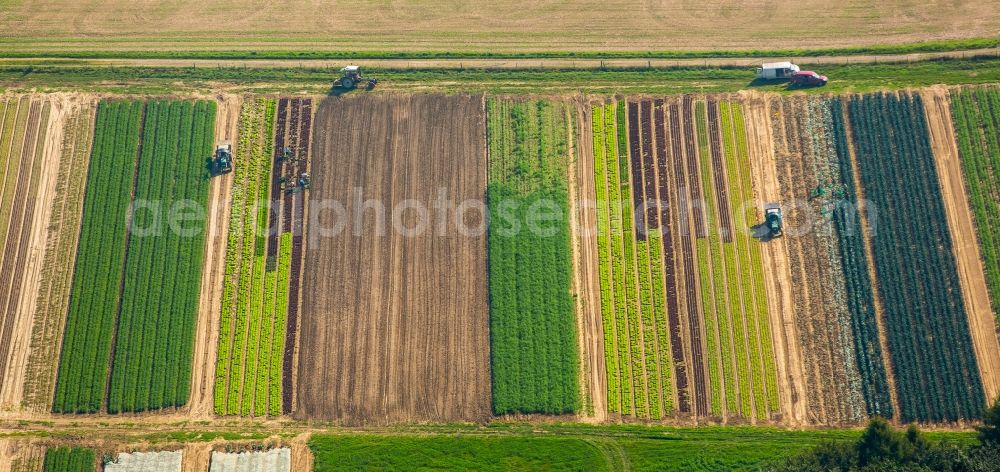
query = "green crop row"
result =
(215, 100, 263, 415)
(54, 99, 214, 414)
(828, 97, 893, 417)
(617, 101, 648, 418)
(43, 447, 95, 472)
(952, 87, 1000, 325)
(720, 101, 770, 419)
(53, 100, 143, 413)
(108, 100, 215, 413)
(647, 230, 673, 414)
(636, 240, 660, 419)
(272, 231, 293, 414)
(694, 101, 740, 417)
(848, 92, 984, 422)
(605, 103, 633, 415)
(487, 98, 578, 415)
(592, 105, 623, 412)
(214, 98, 288, 417)
(730, 104, 779, 412)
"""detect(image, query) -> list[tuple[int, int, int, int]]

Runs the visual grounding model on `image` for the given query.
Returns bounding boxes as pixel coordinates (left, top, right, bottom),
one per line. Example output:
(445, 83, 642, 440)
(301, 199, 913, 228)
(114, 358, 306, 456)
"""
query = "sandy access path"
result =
(570, 99, 607, 421)
(3, 48, 1000, 70)
(920, 86, 1000, 402)
(188, 95, 240, 418)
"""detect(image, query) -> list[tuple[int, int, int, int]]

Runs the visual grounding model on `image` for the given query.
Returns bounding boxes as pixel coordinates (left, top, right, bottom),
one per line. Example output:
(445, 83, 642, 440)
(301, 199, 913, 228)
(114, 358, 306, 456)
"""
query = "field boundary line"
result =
(8, 46, 1000, 70)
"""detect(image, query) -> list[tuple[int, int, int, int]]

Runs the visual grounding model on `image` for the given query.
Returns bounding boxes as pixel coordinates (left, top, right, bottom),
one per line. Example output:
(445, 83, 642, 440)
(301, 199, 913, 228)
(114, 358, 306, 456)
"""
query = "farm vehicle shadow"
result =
(326, 84, 355, 96)
(748, 78, 826, 90)
(751, 223, 777, 242)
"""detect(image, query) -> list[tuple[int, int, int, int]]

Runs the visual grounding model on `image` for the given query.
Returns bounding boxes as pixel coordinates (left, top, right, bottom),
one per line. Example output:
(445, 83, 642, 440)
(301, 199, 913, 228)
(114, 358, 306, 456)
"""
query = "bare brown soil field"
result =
(295, 94, 491, 424)
(189, 95, 241, 418)
(17, 96, 95, 413)
(921, 86, 1000, 402)
(1, 1, 997, 53)
(0, 438, 44, 471)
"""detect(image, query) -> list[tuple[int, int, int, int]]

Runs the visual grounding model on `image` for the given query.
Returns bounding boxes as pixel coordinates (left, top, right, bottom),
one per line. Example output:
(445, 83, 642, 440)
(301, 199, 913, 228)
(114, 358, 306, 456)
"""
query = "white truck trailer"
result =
(756, 62, 800, 80)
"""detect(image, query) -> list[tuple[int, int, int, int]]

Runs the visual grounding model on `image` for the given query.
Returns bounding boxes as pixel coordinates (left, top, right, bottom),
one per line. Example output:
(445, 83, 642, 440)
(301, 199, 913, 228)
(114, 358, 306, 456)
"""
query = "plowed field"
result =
(296, 94, 491, 424)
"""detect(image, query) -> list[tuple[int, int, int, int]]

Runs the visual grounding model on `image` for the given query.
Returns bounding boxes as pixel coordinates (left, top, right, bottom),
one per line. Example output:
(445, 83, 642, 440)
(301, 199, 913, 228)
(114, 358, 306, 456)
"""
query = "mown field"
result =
(1, 1, 997, 55)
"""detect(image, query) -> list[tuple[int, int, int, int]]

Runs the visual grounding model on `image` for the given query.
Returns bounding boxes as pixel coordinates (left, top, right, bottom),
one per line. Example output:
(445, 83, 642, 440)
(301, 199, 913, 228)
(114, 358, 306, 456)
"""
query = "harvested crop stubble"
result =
(297, 94, 491, 423)
(767, 95, 869, 424)
(0, 95, 50, 408)
(21, 98, 96, 413)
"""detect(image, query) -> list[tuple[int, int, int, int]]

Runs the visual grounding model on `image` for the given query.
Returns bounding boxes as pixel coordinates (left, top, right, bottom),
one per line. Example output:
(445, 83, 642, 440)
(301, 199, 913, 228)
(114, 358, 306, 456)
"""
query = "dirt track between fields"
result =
(296, 94, 491, 424)
(921, 86, 1000, 402)
(189, 95, 240, 419)
(570, 99, 607, 422)
(4, 48, 999, 71)
(739, 91, 807, 426)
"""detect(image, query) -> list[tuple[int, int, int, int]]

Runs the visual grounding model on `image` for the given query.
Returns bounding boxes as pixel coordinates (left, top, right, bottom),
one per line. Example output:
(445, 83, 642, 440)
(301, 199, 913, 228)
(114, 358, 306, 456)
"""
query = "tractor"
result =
(764, 203, 783, 238)
(212, 142, 233, 175)
(334, 66, 378, 91)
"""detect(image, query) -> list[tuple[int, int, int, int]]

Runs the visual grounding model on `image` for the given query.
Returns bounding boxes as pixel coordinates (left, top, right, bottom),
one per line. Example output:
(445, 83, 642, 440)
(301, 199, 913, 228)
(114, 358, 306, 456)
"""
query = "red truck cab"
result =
(790, 71, 828, 87)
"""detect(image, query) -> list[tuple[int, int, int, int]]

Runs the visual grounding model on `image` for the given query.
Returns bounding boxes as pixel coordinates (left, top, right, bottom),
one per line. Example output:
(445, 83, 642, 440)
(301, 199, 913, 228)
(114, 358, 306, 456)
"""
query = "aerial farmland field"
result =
(2, 2, 1000, 470)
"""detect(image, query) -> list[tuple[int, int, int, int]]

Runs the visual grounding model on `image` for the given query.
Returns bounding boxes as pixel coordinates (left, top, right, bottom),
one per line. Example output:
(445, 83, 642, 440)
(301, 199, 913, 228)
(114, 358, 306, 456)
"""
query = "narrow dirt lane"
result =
(740, 91, 807, 425)
(188, 95, 240, 418)
(4, 47, 998, 70)
(570, 99, 607, 422)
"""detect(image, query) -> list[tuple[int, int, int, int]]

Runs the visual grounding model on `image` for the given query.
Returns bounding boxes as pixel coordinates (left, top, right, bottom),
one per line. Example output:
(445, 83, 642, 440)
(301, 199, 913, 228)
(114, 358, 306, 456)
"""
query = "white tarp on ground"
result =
(210, 448, 291, 472)
(105, 450, 183, 471)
